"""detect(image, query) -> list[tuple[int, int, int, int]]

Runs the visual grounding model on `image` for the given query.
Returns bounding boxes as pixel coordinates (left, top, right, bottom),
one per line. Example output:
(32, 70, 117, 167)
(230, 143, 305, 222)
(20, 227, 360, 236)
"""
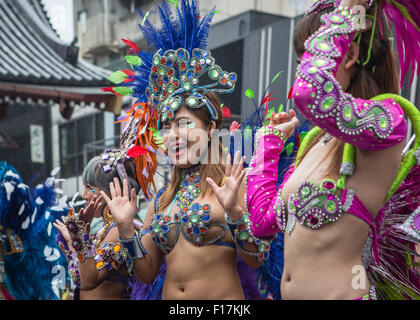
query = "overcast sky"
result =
(41, 0, 74, 43)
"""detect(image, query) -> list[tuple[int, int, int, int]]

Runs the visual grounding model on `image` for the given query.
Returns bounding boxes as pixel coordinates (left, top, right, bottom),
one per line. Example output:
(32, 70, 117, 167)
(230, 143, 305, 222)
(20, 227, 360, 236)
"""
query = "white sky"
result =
(41, 0, 74, 43)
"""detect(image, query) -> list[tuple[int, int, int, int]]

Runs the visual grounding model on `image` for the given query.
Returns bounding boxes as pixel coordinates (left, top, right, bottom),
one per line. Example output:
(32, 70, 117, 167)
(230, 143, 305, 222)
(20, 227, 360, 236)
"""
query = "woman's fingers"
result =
(234, 156, 246, 180)
(225, 153, 232, 177)
(100, 191, 111, 205)
(109, 181, 116, 198)
(205, 177, 220, 194)
(123, 179, 129, 198)
(130, 188, 137, 208)
(114, 178, 122, 197)
(231, 151, 240, 176)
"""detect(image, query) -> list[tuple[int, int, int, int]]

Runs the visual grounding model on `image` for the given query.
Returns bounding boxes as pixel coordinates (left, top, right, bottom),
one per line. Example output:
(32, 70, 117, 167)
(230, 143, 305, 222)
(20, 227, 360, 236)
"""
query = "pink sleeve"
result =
(246, 127, 289, 238)
(292, 8, 407, 151)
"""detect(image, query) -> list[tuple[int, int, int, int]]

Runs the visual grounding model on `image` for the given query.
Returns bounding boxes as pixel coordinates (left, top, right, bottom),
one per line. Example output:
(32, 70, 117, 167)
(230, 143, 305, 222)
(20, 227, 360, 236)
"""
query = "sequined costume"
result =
(246, 4, 420, 299)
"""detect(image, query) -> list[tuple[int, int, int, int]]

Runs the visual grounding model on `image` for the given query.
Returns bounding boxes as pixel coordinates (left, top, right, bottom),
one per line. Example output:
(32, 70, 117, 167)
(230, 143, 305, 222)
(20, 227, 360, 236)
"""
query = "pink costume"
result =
(245, 6, 407, 269)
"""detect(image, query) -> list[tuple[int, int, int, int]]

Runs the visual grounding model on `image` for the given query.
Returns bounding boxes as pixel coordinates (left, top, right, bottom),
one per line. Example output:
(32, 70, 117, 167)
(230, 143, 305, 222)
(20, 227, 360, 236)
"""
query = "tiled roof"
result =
(0, 0, 111, 87)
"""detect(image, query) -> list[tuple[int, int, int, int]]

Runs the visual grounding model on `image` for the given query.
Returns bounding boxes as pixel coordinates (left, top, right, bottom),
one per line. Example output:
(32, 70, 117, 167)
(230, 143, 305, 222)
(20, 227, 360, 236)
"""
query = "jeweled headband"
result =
(146, 47, 237, 123)
(105, 0, 237, 125)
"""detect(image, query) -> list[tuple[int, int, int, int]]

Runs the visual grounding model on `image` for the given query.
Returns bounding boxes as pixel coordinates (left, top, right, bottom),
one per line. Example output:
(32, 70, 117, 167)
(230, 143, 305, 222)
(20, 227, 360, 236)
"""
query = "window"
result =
(59, 112, 106, 178)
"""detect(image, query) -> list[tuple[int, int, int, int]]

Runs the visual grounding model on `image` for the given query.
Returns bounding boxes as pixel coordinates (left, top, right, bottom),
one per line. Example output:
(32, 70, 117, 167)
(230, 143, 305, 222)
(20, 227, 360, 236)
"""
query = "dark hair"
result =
(82, 156, 140, 197)
(158, 92, 225, 210)
(293, 6, 400, 171)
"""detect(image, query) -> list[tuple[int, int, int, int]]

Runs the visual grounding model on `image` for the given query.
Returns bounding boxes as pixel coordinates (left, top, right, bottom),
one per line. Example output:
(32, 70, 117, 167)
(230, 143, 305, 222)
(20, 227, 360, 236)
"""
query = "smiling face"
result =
(161, 105, 215, 168)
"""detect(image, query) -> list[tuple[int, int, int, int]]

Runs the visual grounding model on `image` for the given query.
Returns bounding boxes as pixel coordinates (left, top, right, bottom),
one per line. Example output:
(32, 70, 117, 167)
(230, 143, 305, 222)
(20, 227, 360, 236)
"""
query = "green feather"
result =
(244, 89, 254, 99)
(108, 71, 128, 84)
(113, 87, 134, 96)
(126, 55, 143, 66)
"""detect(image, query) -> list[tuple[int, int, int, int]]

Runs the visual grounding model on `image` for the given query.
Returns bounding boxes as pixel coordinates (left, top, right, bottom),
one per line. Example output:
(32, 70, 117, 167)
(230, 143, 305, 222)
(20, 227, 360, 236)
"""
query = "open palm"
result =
(206, 151, 246, 213)
(100, 178, 137, 226)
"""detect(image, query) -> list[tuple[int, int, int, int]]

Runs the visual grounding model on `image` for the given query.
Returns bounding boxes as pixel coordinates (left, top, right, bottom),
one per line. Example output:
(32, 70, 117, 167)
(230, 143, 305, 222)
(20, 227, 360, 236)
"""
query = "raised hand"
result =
(268, 109, 299, 138)
(53, 216, 71, 244)
(78, 194, 103, 225)
(100, 178, 137, 238)
(206, 151, 246, 216)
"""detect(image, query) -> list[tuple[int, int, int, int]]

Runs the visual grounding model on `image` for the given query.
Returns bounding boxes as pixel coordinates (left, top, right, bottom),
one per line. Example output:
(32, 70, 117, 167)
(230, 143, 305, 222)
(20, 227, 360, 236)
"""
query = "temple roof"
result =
(0, 0, 111, 87)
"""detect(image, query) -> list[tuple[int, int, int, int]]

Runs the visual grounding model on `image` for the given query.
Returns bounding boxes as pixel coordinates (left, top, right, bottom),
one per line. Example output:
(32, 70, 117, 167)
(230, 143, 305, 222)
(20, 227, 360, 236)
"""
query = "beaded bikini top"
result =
(147, 167, 233, 254)
(275, 130, 374, 235)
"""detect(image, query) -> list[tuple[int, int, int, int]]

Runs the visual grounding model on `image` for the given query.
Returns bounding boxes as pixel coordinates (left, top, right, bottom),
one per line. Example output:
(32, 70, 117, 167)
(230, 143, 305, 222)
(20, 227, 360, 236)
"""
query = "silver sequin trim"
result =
(398, 206, 420, 243)
(342, 188, 355, 212)
(361, 235, 373, 269)
(285, 214, 297, 236)
(339, 162, 355, 176)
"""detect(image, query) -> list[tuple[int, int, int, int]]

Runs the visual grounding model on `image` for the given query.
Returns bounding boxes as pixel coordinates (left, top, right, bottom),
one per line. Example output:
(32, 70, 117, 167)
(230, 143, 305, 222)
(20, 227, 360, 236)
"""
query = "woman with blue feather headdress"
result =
(0, 161, 69, 300)
(101, 0, 279, 300)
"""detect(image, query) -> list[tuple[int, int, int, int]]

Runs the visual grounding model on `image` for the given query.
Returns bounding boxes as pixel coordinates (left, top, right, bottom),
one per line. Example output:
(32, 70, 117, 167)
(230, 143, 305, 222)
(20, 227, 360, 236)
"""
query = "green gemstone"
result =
(239, 231, 248, 241)
(343, 105, 352, 120)
(313, 59, 327, 67)
(158, 66, 165, 76)
(153, 225, 161, 233)
(153, 56, 160, 65)
(331, 15, 341, 22)
(308, 67, 318, 74)
(318, 43, 330, 51)
(167, 85, 174, 93)
(183, 81, 192, 91)
(321, 96, 335, 110)
(379, 116, 388, 129)
(324, 81, 334, 93)
(301, 186, 311, 198)
(210, 69, 220, 79)
(289, 201, 296, 213)
(191, 215, 199, 223)
(187, 185, 194, 191)
(171, 100, 180, 109)
(326, 200, 336, 212)
(186, 96, 197, 106)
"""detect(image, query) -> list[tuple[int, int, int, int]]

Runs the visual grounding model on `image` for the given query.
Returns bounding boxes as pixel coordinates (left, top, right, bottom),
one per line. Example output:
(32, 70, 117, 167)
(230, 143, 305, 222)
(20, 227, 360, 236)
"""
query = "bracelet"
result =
(63, 209, 95, 262)
(119, 230, 147, 260)
(225, 212, 271, 261)
(95, 242, 133, 274)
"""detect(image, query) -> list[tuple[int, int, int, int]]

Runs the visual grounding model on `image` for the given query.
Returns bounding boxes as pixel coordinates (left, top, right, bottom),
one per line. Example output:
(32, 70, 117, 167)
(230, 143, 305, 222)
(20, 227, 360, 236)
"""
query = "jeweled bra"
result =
(149, 166, 230, 254)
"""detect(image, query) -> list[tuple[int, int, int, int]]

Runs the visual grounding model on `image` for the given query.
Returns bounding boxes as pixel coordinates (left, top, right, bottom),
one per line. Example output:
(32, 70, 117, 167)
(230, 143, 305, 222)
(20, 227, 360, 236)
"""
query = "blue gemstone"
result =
(194, 51, 200, 59)
(182, 216, 189, 223)
(156, 214, 161, 221)
(166, 106, 170, 111)
(163, 76, 169, 83)
(193, 227, 199, 235)
(183, 181, 188, 186)
(202, 51, 209, 58)
(166, 60, 173, 67)
(162, 226, 168, 232)
(186, 193, 191, 198)
(188, 71, 194, 79)
(202, 214, 210, 222)
(230, 74, 236, 81)
(156, 237, 161, 244)
(192, 203, 199, 212)
(178, 51, 184, 58)
(194, 177, 199, 183)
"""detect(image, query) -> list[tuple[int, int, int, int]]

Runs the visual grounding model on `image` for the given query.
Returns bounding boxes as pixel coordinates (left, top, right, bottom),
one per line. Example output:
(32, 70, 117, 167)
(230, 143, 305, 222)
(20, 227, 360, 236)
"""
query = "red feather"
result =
(288, 86, 294, 100)
(121, 38, 140, 53)
(101, 87, 122, 96)
(222, 106, 231, 118)
(127, 145, 148, 158)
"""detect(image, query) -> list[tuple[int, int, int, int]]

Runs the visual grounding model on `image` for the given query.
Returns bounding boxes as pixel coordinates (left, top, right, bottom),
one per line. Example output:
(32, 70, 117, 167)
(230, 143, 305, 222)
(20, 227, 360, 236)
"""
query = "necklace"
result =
(176, 168, 201, 210)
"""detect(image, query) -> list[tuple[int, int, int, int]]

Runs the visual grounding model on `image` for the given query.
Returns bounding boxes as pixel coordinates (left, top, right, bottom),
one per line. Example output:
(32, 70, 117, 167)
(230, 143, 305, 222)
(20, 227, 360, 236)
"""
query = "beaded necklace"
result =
(176, 165, 201, 210)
